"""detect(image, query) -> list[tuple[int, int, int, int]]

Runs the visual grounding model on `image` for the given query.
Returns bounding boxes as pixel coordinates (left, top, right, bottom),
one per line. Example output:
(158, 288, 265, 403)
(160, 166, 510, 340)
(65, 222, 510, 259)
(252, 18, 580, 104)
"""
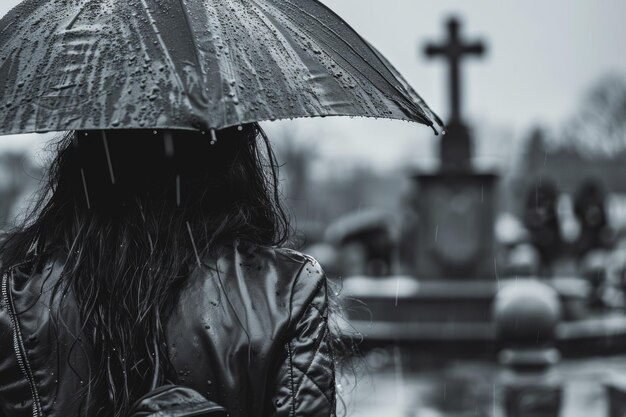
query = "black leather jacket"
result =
(0, 242, 336, 417)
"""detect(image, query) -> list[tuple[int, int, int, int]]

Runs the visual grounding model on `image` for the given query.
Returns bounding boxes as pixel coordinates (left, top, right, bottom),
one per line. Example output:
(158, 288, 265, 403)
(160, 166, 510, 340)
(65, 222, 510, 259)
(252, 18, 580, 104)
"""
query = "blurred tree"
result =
(564, 73, 626, 156)
(272, 126, 409, 249)
(272, 128, 321, 245)
(308, 166, 406, 226)
(507, 127, 550, 218)
(0, 152, 39, 230)
(276, 134, 316, 216)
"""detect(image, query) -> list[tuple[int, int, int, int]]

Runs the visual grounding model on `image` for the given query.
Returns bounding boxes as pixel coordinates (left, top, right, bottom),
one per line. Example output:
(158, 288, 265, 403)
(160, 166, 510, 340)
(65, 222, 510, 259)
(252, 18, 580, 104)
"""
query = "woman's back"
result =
(0, 242, 335, 417)
(0, 125, 338, 416)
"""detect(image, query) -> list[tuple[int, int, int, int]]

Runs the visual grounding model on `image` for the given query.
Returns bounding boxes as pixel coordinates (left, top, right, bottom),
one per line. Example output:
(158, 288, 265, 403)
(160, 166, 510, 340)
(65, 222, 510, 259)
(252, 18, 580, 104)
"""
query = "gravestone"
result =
(415, 17, 497, 280)
(416, 173, 497, 279)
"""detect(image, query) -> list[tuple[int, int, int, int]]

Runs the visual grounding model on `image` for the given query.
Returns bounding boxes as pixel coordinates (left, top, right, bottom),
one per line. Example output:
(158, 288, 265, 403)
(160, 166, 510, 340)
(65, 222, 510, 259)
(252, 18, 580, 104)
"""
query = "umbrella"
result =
(0, 0, 442, 136)
(324, 208, 395, 245)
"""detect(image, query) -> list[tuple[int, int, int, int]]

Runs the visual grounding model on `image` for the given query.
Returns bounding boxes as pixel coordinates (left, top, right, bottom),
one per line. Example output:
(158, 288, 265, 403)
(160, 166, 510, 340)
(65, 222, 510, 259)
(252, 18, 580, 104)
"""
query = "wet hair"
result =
(0, 124, 290, 417)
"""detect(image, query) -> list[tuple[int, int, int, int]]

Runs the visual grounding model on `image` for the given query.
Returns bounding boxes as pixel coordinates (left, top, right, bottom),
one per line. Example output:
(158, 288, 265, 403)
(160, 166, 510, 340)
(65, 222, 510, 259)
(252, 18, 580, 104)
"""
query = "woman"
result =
(0, 124, 338, 417)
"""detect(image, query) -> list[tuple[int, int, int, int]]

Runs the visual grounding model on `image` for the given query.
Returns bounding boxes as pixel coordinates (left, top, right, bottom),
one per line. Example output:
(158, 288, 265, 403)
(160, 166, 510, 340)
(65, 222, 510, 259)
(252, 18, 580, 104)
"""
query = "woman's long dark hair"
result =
(0, 124, 290, 417)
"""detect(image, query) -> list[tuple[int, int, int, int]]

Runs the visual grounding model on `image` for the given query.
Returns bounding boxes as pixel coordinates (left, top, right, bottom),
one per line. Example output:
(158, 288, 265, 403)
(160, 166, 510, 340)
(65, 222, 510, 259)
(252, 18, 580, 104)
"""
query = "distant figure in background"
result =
(574, 180, 611, 257)
(523, 180, 563, 274)
(341, 227, 394, 276)
(325, 210, 395, 277)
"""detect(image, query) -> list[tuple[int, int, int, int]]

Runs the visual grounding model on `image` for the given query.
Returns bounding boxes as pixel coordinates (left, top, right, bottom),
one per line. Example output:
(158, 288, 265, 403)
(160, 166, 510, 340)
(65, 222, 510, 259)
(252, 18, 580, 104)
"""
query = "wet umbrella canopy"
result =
(0, 0, 442, 136)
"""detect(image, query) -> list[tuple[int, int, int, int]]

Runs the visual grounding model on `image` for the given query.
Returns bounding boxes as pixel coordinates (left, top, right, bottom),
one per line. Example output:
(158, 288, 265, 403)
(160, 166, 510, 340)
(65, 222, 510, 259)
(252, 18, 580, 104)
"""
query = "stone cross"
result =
(424, 17, 485, 125)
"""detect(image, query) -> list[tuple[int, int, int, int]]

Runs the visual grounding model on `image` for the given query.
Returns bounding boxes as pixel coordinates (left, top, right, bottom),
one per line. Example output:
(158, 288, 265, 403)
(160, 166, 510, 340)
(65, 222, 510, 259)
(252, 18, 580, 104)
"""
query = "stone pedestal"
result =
(414, 172, 497, 279)
(440, 122, 473, 171)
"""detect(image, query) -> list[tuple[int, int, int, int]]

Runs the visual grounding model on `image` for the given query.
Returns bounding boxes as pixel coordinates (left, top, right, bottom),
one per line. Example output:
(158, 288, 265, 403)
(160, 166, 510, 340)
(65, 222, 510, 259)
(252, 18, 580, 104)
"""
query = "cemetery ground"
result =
(341, 347, 626, 417)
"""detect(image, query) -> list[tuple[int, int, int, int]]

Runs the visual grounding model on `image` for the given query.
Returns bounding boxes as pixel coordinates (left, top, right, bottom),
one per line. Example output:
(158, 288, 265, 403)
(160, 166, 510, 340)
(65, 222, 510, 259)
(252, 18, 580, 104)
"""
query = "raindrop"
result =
(102, 132, 116, 184)
(186, 221, 203, 269)
(80, 168, 91, 210)
(164, 132, 174, 157)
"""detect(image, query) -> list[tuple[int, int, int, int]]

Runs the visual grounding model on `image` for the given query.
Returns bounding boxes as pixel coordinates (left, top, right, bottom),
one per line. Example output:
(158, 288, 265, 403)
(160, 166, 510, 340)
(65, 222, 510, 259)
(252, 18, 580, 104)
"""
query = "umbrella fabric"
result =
(0, 0, 442, 136)
(324, 209, 394, 245)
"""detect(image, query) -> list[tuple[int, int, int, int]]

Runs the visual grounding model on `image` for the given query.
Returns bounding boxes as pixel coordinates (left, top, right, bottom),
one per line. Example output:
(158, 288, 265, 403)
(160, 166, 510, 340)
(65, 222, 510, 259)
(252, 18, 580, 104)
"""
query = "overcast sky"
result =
(1, 0, 625, 170)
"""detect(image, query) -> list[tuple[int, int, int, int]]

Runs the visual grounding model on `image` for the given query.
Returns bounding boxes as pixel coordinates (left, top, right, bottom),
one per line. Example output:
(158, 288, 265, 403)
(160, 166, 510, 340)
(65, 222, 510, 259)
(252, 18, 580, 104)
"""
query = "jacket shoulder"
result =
(267, 247, 328, 327)
(234, 242, 323, 283)
(233, 243, 327, 318)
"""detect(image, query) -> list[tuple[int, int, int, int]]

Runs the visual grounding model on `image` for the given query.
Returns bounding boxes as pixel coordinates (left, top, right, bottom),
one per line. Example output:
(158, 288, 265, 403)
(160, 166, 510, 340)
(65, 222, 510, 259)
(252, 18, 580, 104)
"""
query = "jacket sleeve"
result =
(266, 257, 337, 417)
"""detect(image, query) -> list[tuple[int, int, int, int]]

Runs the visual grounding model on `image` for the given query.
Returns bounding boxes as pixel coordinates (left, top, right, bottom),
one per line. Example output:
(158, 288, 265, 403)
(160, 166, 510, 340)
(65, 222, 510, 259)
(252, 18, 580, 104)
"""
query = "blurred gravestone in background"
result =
(573, 180, 611, 257)
(415, 17, 496, 280)
(522, 179, 563, 274)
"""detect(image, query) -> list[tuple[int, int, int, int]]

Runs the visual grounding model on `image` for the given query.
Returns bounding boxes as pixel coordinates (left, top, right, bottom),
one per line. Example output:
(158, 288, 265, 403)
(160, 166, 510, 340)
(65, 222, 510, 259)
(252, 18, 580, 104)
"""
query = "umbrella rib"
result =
(65, 2, 89, 30)
(252, 1, 378, 114)
(244, 2, 323, 113)
(176, 0, 204, 84)
(204, 1, 232, 128)
(278, 0, 429, 122)
(137, 0, 186, 94)
(365, 40, 443, 127)
(273, 8, 412, 118)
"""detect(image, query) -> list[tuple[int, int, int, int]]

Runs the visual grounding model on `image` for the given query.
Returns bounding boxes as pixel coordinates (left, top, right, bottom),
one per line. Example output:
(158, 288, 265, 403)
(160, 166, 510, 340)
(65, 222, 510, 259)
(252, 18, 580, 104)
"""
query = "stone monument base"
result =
(339, 275, 626, 357)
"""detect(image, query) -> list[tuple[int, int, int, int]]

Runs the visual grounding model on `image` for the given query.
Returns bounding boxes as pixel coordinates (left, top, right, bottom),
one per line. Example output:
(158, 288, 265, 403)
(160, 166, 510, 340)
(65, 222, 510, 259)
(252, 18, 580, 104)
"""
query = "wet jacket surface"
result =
(0, 242, 336, 417)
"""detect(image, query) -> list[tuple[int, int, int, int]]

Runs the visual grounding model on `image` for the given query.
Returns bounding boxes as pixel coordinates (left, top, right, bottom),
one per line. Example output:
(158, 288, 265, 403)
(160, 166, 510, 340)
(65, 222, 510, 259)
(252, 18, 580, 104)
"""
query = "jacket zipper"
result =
(2, 271, 43, 416)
